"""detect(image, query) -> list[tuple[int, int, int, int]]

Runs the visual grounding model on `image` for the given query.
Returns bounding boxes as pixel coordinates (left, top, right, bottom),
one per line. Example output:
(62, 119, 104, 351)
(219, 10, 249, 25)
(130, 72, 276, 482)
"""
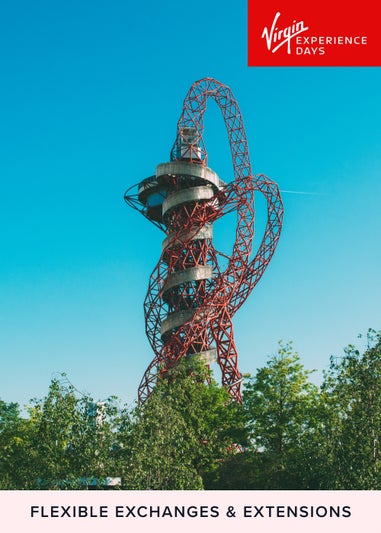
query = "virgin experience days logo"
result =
(260, 11, 367, 57)
(248, 1, 378, 65)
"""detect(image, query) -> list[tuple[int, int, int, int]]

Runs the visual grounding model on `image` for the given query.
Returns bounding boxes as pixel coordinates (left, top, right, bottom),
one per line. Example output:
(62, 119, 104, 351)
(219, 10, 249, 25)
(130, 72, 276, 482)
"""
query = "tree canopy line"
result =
(0, 329, 380, 490)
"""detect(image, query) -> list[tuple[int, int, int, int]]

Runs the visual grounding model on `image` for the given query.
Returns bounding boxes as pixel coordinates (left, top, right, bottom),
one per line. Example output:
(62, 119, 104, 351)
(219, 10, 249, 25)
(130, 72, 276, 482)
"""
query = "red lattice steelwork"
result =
(124, 78, 284, 404)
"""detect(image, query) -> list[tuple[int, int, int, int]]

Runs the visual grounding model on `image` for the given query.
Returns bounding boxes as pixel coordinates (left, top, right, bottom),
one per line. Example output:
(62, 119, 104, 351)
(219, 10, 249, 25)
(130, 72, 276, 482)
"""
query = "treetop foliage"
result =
(0, 330, 380, 490)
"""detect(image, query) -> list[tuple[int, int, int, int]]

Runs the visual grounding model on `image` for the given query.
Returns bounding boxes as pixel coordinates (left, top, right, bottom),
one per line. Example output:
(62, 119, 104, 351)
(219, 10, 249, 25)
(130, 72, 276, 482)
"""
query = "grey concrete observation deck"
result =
(156, 161, 222, 190)
(162, 265, 213, 298)
(162, 186, 217, 217)
(161, 307, 210, 337)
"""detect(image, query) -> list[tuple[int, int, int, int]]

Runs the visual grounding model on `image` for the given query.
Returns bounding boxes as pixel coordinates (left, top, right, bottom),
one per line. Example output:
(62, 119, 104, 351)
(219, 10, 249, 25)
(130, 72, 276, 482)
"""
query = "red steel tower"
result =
(125, 78, 284, 404)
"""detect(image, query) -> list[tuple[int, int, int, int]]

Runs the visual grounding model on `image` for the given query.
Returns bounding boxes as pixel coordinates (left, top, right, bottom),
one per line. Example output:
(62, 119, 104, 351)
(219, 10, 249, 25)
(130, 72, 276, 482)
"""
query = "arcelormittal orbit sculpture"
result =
(124, 78, 283, 404)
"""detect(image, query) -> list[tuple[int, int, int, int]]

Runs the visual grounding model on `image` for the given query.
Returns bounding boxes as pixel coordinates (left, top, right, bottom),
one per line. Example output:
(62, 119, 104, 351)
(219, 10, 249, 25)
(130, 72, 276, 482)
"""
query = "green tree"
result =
(122, 391, 204, 489)
(122, 358, 247, 489)
(4, 331, 379, 490)
(25, 376, 124, 489)
(0, 400, 21, 480)
(241, 341, 320, 489)
(319, 329, 381, 489)
(0, 400, 34, 489)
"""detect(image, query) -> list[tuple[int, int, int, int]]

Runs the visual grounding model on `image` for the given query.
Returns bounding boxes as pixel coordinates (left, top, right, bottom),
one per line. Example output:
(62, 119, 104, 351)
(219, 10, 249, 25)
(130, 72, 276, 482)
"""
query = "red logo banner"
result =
(248, 0, 380, 66)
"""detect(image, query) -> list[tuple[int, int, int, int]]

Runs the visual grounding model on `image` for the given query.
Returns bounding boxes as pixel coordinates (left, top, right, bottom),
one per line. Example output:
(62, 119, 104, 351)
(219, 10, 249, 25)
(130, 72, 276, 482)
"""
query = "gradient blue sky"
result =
(1, 0, 380, 409)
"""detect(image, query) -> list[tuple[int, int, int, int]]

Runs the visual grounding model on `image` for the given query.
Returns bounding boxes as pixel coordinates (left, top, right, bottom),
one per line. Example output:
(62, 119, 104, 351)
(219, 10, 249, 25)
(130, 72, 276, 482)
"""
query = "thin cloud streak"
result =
(280, 190, 327, 196)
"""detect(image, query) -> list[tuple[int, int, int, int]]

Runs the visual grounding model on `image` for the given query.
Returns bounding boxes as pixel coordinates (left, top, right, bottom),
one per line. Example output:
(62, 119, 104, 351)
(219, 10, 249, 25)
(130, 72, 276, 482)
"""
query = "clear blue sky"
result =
(1, 0, 380, 408)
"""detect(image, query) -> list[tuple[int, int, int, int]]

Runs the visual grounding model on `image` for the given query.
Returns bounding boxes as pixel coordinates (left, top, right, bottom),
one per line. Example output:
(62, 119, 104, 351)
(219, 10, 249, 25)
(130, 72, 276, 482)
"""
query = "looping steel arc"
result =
(124, 78, 284, 404)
